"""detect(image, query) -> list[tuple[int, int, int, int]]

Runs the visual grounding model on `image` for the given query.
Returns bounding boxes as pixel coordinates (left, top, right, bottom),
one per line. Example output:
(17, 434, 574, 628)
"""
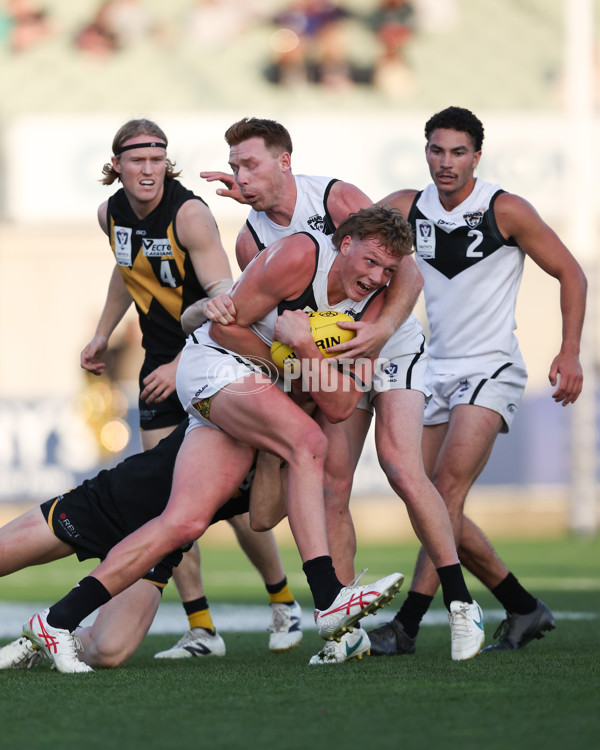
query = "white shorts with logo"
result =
(357, 322, 430, 413)
(424, 355, 528, 433)
(176, 324, 275, 433)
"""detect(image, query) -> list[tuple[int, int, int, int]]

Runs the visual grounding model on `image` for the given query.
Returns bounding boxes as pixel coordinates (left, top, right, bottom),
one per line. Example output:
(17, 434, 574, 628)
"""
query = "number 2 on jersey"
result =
(466, 229, 483, 258)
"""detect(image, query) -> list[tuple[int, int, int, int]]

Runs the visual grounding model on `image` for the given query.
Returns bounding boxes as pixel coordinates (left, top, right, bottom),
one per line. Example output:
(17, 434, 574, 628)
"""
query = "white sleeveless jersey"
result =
(251, 232, 382, 346)
(246, 174, 338, 250)
(247, 173, 423, 347)
(409, 179, 525, 362)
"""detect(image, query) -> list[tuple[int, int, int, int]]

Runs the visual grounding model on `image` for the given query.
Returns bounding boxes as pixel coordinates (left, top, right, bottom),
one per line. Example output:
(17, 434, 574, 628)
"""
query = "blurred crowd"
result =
(0, 0, 460, 98)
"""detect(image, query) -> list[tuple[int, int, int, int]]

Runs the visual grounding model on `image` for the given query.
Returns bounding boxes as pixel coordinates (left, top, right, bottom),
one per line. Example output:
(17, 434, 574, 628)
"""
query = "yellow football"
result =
(270, 310, 356, 369)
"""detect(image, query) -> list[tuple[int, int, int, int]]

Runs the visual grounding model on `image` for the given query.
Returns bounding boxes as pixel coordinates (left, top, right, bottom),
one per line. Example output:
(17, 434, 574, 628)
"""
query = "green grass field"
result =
(1, 536, 598, 750)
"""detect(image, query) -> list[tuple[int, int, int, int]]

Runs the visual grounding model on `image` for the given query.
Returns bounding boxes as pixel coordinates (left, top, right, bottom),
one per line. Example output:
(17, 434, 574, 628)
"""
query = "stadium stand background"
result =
(0, 0, 598, 538)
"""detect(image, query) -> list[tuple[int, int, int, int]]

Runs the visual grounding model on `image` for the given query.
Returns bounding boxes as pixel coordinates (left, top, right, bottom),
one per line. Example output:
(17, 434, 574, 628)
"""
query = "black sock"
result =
(265, 577, 287, 595)
(183, 597, 208, 616)
(492, 573, 537, 614)
(302, 556, 343, 611)
(47, 576, 112, 632)
(437, 564, 472, 610)
(394, 591, 434, 638)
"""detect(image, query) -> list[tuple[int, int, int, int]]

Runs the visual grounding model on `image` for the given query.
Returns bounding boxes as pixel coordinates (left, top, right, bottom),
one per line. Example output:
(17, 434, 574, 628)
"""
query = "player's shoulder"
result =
(378, 189, 419, 213)
(271, 230, 317, 261)
(97, 199, 110, 234)
(175, 192, 212, 223)
(493, 190, 538, 221)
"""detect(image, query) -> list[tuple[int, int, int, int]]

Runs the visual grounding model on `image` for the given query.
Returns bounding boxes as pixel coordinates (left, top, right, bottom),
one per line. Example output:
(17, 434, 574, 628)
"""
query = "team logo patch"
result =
(114, 225, 133, 266)
(142, 238, 173, 257)
(415, 219, 436, 259)
(464, 211, 483, 229)
(193, 397, 213, 420)
(307, 214, 326, 232)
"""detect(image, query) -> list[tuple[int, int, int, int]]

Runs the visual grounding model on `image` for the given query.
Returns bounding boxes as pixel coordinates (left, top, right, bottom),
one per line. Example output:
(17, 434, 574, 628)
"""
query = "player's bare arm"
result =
(80, 264, 133, 375)
(328, 256, 423, 359)
(210, 234, 315, 357)
(176, 198, 234, 334)
(274, 304, 382, 423)
(325, 180, 372, 227)
(326, 190, 422, 359)
(177, 199, 233, 291)
(495, 192, 587, 406)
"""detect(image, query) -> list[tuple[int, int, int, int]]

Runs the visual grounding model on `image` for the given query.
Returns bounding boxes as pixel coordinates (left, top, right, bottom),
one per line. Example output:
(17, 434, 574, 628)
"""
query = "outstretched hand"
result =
(199, 171, 248, 204)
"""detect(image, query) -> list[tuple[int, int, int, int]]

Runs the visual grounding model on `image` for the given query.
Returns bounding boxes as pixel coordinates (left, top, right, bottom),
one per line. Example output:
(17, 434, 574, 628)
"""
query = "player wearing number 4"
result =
(80, 119, 302, 659)
(368, 106, 586, 656)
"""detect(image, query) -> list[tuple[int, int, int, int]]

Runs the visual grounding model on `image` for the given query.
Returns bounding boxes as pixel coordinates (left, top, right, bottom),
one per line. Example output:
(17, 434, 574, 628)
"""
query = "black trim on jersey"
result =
(407, 191, 424, 227)
(405, 334, 426, 389)
(469, 362, 513, 404)
(322, 179, 340, 234)
(487, 189, 519, 247)
(245, 219, 266, 253)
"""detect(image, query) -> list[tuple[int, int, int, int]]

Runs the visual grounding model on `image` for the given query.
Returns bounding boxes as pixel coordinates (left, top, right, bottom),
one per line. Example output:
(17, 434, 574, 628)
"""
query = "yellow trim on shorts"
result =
(145, 580, 168, 590)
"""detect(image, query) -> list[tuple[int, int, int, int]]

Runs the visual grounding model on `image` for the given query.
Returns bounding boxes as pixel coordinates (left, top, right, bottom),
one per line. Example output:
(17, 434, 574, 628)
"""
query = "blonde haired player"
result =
(21, 205, 411, 673)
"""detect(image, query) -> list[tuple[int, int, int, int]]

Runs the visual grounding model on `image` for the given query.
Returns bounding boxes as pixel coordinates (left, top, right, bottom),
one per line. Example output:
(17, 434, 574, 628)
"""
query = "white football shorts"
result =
(423, 355, 528, 433)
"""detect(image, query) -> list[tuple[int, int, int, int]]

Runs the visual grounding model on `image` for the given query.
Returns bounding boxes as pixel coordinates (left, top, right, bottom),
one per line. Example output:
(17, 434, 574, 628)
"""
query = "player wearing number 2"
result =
(369, 106, 586, 656)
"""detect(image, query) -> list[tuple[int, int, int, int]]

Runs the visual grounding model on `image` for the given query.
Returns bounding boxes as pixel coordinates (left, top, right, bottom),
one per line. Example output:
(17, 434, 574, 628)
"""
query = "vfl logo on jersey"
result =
(464, 211, 483, 229)
(415, 219, 436, 259)
(384, 362, 398, 380)
(114, 225, 133, 266)
(142, 238, 173, 257)
(307, 214, 326, 232)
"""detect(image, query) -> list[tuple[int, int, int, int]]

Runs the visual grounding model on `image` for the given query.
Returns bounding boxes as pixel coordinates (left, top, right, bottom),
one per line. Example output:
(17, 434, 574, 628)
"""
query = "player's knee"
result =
(84, 638, 132, 669)
(431, 468, 469, 509)
(379, 456, 423, 503)
(161, 510, 210, 548)
(291, 425, 327, 466)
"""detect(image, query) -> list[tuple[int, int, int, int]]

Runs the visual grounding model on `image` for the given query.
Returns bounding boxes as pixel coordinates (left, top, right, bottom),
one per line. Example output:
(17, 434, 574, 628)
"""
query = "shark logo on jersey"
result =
(114, 225, 132, 266)
(464, 211, 483, 229)
(415, 219, 436, 259)
(307, 214, 326, 232)
(142, 238, 173, 257)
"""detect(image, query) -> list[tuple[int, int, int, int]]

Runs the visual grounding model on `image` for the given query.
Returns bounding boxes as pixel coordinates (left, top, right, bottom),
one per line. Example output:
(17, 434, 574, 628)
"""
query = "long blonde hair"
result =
(101, 118, 181, 185)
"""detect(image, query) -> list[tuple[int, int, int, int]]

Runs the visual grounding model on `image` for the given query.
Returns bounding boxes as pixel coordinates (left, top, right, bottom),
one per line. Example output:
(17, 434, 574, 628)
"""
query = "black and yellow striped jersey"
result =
(107, 179, 208, 359)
